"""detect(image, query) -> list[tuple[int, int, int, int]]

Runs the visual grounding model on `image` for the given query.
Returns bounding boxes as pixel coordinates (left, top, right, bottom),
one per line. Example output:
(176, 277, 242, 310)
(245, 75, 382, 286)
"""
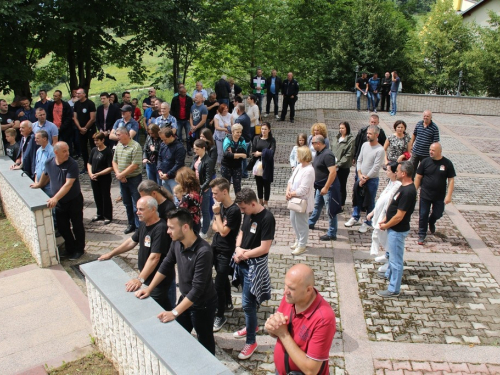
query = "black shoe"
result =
(309, 224, 315, 230)
(213, 316, 227, 332)
(226, 302, 234, 312)
(429, 222, 436, 234)
(55, 230, 62, 238)
(124, 225, 136, 234)
(69, 252, 84, 260)
(187, 150, 193, 156)
(418, 236, 426, 245)
(104, 219, 112, 225)
(320, 234, 337, 241)
(277, 118, 284, 122)
(290, 119, 294, 123)
(79, 169, 87, 175)
(91, 216, 103, 222)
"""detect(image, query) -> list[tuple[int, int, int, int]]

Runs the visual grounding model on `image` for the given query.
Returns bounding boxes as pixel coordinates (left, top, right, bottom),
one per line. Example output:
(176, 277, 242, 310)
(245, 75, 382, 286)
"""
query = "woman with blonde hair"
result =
(307, 123, 330, 158)
(175, 166, 202, 233)
(286, 146, 316, 255)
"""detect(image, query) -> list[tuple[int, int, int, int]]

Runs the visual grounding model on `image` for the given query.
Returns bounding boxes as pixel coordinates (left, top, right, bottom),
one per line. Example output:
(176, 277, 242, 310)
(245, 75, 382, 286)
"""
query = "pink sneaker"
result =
(233, 326, 260, 339)
(238, 342, 258, 360)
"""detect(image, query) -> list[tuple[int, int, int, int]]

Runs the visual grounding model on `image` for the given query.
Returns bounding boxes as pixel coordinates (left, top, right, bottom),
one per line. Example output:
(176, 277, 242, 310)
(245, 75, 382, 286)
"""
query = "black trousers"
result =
(280, 96, 296, 121)
(176, 295, 217, 355)
(80, 129, 95, 166)
(411, 154, 427, 178)
(255, 175, 271, 201)
(337, 167, 351, 207)
(90, 174, 113, 220)
(380, 91, 391, 111)
(56, 193, 85, 254)
(266, 93, 279, 115)
(213, 250, 233, 318)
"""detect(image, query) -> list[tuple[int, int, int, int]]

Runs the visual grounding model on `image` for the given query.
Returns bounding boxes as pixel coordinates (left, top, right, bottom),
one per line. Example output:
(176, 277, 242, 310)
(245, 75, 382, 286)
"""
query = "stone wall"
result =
(81, 260, 233, 375)
(0, 157, 58, 267)
(271, 92, 500, 116)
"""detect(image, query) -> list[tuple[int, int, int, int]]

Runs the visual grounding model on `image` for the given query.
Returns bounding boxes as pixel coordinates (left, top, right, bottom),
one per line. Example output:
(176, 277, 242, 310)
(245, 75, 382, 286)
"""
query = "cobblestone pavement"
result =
(64, 109, 500, 374)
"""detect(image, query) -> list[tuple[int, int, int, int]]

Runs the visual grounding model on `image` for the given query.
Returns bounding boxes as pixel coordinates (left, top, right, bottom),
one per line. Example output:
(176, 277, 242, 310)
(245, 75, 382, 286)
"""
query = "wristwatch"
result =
(137, 277, 145, 283)
(172, 309, 179, 317)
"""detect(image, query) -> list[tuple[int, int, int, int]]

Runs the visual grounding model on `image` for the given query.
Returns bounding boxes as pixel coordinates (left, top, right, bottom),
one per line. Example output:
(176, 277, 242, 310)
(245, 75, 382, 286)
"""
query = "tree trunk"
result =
(67, 33, 78, 91)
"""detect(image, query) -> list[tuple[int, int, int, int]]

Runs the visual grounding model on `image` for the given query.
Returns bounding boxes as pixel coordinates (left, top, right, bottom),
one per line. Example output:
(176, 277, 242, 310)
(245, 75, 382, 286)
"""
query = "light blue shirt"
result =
(113, 118, 140, 142)
(33, 121, 59, 144)
(35, 143, 55, 181)
(270, 77, 276, 94)
(155, 114, 178, 129)
(192, 89, 208, 100)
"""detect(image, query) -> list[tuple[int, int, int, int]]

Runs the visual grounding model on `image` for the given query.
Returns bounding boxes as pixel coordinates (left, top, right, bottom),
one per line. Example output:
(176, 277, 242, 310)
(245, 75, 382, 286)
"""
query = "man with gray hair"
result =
(155, 102, 177, 132)
(112, 126, 143, 234)
(346, 125, 385, 233)
(99, 196, 174, 310)
(11, 120, 37, 178)
(377, 161, 417, 298)
(192, 81, 208, 100)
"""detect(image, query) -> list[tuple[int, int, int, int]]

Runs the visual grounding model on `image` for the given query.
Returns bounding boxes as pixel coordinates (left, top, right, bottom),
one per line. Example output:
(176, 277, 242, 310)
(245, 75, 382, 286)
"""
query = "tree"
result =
(476, 12, 500, 97)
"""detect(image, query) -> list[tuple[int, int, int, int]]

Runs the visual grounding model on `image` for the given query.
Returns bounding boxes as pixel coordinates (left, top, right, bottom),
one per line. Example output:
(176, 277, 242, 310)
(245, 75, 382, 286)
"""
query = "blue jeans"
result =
(418, 198, 445, 236)
(119, 174, 142, 227)
(145, 162, 160, 184)
(384, 229, 409, 293)
(241, 143, 250, 178)
(352, 177, 379, 226)
(255, 93, 264, 114)
(177, 120, 191, 150)
(219, 99, 229, 106)
(161, 178, 178, 196)
(308, 189, 338, 237)
(368, 92, 380, 110)
(390, 91, 398, 114)
(356, 91, 368, 110)
(237, 262, 258, 345)
(201, 189, 211, 234)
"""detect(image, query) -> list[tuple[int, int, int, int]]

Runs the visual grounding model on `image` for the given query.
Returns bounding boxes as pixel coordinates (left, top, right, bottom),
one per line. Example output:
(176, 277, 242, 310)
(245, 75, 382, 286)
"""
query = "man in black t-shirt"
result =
(414, 143, 455, 245)
(377, 161, 417, 298)
(232, 188, 275, 360)
(1, 99, 18, 144)
(99, 196, 173, 310)
(210, 178, 242, 331)
(73, 88, 96, 173)
(30, 142, 85, 260)
(356, 72, 369, 111)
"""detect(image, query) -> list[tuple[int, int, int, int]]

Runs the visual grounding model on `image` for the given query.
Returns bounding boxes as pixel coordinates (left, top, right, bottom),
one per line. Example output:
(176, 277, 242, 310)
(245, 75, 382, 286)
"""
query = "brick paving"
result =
(61, 109, 500, 374)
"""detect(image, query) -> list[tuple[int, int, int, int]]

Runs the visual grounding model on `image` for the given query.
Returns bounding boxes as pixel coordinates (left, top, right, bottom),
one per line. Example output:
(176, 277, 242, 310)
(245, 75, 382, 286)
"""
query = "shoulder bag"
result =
(287, 167, 307, 213)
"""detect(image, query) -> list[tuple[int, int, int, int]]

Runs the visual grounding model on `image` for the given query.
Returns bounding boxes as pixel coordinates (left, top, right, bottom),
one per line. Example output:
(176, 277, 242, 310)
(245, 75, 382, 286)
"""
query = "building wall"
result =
(462, 0, 500, 27)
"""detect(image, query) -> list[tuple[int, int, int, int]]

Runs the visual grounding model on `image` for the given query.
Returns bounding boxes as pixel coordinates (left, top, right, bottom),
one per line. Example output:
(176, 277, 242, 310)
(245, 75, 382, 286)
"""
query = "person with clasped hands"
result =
(265, 264, 336, 375)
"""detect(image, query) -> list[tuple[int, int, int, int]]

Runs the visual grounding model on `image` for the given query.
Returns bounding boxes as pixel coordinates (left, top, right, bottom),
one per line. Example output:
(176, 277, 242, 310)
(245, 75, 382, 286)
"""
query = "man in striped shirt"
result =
(112, 126, 143, 234)
(410, 110, 440, 176)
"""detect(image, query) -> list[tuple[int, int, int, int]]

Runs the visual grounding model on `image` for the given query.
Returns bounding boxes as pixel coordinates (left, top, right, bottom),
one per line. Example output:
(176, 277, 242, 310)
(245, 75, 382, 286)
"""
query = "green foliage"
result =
(476, 11, 500, 97)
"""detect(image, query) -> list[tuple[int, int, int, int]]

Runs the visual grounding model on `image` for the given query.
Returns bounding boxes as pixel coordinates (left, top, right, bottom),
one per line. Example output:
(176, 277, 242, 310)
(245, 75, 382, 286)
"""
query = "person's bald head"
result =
(429, 142, 442, 160)
(284, 264, 315, 305)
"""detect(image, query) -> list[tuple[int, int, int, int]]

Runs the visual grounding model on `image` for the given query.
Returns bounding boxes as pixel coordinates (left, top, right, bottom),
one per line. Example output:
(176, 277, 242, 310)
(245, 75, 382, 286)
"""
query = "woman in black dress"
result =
(87, 132, 114, 224)
(249, 122, 276, 207)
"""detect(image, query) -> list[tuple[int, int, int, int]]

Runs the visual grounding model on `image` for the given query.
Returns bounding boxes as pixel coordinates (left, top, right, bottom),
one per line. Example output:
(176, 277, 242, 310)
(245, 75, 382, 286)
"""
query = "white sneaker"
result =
(345, 217, 359, 227)
(199, 231, 208, 239)
(291, 246, 307, 255)
(374, 255, 388, 263)
(358, 222, 370, 233)
(290, 241, 298, 250)
(378, 263, 389, 273)
(275, 115, 280, 119)
(263, 113, 269, 118)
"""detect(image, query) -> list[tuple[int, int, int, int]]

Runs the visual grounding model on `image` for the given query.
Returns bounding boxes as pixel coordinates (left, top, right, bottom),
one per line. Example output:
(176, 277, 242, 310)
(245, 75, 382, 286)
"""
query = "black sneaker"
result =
(376, 289, 400, 298)
(320, 234, 337, 241)
(429, 222, 436, 234)
(69, 252, 84, 260)
(418, 236, 426, 245)
(226, 302, 234, 312)
(79, 169, 87, 175)
(309, 224, 315, 230)
(213, 316, 227, 332)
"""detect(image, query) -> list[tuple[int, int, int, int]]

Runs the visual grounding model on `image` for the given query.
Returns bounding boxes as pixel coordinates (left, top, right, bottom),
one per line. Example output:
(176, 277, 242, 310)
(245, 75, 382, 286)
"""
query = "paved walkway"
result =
(43, 110, 500, 374)
(0, 264, 92, 375)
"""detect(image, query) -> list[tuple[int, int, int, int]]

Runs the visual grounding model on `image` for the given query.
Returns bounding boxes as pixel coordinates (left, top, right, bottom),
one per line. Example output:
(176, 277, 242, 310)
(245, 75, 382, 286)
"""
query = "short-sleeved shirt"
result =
(52, 102, 63, 128)
(0, 111, 16, 125)
(73, 99, 96, 128)
(391, 77, 401, 92)
(386, 184, 417, 232)
(190, 103, 208, 127)
(113, 139, 143, 177)
(356, 77, 368, 91)
(5, 142, 19, 162)
(44, 157, 81, 204)
(88, 146, 113, 174)
(274, 291, 336, 375)
(132, 219, 169, 285)
(157, 199, 176, 221)
(211, 203, 242, 254)
(412, 121, 440, 157)
(240, 208, 275, 250)
(417, 156, 456, 201)
(112, 118, 140, 142)
(33, 121, 59, 144)
(35, 144, 55, 181)
(386, 133, 411, 162)
(312, 147, 336, 185)
(155, 115, 178, 130)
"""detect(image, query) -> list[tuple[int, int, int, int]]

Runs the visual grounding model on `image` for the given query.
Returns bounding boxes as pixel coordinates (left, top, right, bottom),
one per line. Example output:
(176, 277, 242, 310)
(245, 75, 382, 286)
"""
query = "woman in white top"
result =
(289, 133, 307, 170)
(246, 94, 260, 136)
(286, 146, 316, 255)
(367, 161, 401, 260)
(213, 103, 232, 165)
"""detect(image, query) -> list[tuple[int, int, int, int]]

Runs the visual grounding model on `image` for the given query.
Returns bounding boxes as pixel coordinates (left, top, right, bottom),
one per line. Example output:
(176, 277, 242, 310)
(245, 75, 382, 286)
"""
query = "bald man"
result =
(265, 264, 336, 375)
(414, 143, 455, 245)
(410, 110, 440, 175)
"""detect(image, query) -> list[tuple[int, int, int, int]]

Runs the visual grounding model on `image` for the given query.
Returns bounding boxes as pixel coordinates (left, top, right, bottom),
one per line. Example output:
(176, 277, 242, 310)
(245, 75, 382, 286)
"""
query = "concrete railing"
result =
(81, 260, 233, 375)
(0, 156, 58, 267)
(266, 91, 500, 116)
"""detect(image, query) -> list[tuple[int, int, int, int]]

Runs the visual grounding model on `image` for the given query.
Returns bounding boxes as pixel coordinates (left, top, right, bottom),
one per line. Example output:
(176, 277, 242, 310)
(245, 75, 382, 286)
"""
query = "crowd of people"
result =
(0, 68, 456, 371)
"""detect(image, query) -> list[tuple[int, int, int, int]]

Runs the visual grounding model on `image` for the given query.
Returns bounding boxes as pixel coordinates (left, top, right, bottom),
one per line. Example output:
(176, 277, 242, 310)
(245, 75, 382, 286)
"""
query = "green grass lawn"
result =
(0, 213, 35, 272)
(47, 352, 117, 375)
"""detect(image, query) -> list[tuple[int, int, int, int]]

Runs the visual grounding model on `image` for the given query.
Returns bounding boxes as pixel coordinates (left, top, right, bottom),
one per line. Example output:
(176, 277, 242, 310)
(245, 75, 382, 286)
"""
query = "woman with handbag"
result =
(250, 122, 276, 207)
(384, 120, 411, 165)
(286, 146, 316, 255)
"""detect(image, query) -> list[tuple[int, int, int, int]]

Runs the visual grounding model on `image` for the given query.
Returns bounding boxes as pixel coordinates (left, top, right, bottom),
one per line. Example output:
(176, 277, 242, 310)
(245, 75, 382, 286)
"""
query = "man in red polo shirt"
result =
(265, 264, 336, 375)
